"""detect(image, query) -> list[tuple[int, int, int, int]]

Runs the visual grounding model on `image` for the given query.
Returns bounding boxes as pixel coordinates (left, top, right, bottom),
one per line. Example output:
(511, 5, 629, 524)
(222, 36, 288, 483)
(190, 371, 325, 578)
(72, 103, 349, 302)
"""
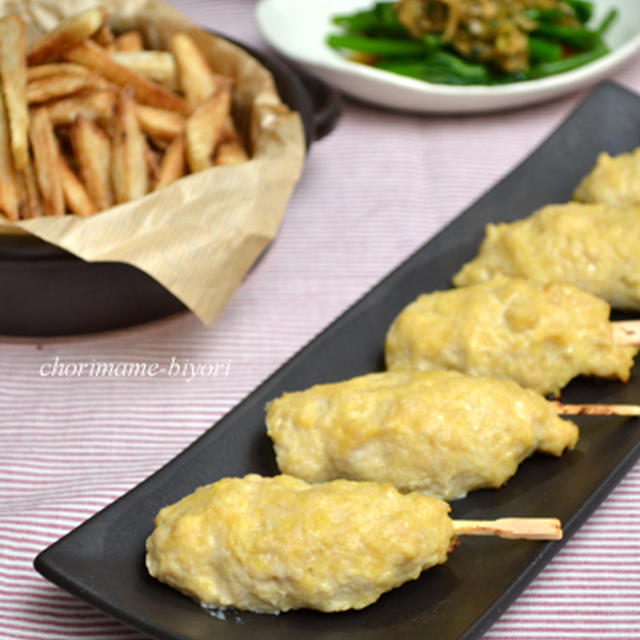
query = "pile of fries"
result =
(0, 6, 248, 221)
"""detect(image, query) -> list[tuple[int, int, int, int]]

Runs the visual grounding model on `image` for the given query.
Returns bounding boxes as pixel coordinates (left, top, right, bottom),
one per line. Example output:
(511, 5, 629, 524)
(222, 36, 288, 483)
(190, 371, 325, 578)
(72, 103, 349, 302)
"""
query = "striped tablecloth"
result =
(2, 1, 640, 638)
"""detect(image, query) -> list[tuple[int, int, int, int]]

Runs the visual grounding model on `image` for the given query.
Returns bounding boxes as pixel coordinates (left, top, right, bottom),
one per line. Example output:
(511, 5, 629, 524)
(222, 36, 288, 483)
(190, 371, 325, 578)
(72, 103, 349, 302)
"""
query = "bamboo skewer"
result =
(612, 320, 640, 346)
(556, 319, 640, 415)
(452, 517, 562, 540)
(553, 401, 640, 416)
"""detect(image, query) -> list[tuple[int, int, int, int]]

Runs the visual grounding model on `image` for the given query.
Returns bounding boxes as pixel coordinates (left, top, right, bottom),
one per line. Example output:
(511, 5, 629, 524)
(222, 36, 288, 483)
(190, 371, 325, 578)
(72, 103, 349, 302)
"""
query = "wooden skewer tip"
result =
(611, 320, 640, 347)
(452, 517, 562, 541)
(553, 401, 640, 416)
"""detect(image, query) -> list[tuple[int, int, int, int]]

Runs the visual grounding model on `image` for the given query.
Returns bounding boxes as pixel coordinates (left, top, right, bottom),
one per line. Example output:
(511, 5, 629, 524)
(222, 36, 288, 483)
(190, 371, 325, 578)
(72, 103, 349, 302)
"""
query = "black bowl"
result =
(0, 38, 342, 337)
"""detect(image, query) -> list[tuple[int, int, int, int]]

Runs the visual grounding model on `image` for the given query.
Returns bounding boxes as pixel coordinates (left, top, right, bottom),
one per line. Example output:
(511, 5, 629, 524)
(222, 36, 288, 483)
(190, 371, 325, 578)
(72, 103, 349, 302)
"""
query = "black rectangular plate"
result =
(35, 81, 640, 640)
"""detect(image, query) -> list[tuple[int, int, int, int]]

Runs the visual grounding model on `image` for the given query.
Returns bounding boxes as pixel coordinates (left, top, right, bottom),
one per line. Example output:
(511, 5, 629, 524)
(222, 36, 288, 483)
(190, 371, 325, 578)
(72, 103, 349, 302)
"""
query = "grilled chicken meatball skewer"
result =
(266, 370, 579, 501)
(146, 474, 561, 614)
(574, 146, 640, 207)
(385, 275, 638, 397)
(452, 202, 640, 311)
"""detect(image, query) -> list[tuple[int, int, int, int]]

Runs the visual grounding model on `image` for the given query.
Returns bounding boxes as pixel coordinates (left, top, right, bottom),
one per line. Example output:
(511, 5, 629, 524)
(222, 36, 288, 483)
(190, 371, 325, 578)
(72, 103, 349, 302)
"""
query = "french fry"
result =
(45, 89, 116, 126)
(27, 73, 100, 104)
(90, 76, 120, 92)
(154, 133, 185, 191)
(92, 22, 115, 50)
(27, 63, 92, 81)
(0, 87, 19, 221)
(170, 32, 229, 105)
(135, 103, 184, 141)
(146, 137, 169, 151)
(215, 115, 249, 165)
(58, 154, 97, 216)
(16, 155, 42, 219)
(64, 40, 191, 115)
(70, 114, 112, 211)
(0, 14, 29, 172)
(111, 89, 149, 203)
(16, 172, 30, 219)
(220, 115, 239, 141)
(215, 140, 249, 166)
(111, 51, 177, 89)
(185, 86, 231, 173)
(114, 30, 144, 52)
(27, 7, 108, 65)
(29, 108, 64, 216)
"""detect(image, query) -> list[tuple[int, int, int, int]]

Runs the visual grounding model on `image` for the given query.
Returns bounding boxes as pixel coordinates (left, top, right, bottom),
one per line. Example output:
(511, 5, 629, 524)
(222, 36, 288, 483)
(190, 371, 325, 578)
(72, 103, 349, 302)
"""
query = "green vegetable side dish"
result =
(327, 0, 618, 86)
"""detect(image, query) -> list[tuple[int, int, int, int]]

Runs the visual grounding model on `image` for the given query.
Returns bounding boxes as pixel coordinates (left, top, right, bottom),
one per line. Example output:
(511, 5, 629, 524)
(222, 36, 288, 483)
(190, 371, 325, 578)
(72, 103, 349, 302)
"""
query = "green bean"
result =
(332, 11, 383, 34)
(533, 23, 600, 49)
(331, 2, 406, 38)
(327, 34, 427, 57)
(597, 8, 618, 36)
(529, 37, 563, 63)
(373, 2, 406, 34)
(526, 41, 608, 78)
(422, 34, 444, 50)
(373, 59, 432, 80)
(564, 0, 594, 23)
(376, 51, 490, 85)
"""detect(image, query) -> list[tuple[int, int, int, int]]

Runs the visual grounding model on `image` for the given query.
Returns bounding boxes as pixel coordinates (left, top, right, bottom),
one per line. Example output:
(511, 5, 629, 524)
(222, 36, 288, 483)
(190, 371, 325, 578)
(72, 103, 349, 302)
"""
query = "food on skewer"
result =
(452, 202, 640, 310)
(384, 275, 638, 396)
(265, 370, 578, 501)
(574, 147, 640, 207)
(145, 474, 561, 613)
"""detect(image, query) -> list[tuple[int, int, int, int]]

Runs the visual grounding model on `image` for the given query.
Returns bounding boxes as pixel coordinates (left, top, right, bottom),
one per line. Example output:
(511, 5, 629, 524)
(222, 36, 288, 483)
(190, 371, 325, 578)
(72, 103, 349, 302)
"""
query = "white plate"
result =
(255, 0, 640, 113)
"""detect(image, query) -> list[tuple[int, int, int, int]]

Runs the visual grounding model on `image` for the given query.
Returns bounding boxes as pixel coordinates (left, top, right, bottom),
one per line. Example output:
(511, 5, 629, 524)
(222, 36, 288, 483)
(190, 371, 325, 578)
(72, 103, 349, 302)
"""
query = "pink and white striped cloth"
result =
(2, 1, 640, 638)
